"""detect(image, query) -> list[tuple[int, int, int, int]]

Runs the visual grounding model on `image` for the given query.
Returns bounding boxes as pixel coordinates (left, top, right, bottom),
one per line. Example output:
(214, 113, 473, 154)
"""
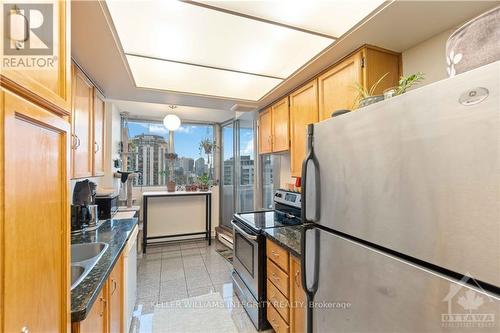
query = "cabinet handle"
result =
(272, 272, 280, 281)
(73, 134, 81, 149)
(111, 279, 117, 295)
(21, 326, 29, 333)
(271, 318, 279, 330)
(94, 141, 100, 153)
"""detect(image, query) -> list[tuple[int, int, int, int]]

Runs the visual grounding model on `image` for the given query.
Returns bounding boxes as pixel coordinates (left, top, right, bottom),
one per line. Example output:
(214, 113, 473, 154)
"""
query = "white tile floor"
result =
(130, 239, 262, 333)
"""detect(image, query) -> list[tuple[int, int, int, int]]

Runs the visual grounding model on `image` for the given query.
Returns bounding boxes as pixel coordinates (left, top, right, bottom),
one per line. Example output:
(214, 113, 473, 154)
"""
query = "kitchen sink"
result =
(71, 265, 85, 290)
(71, 242, 108, 263)
(70, 242, 109, 290)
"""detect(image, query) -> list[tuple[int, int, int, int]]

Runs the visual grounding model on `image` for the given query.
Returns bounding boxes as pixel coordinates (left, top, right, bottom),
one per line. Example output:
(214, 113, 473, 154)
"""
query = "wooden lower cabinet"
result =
(72, 253, 124, 333)
(108, 255, 124, 333)
(73, 285, 108, 333)
(1, 89, 71, 332)
(289, 256, 306, 333)
(266, 239, 306, 333)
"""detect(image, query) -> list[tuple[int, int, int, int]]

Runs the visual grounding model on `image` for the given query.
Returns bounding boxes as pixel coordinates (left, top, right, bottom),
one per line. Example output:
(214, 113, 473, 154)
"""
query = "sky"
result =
(128, 121, 254, 161)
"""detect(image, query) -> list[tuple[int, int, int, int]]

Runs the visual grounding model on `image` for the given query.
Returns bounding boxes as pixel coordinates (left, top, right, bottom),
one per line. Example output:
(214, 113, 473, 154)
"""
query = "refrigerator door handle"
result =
(301, 225, 320, 333)
(302, 124, 320, 223)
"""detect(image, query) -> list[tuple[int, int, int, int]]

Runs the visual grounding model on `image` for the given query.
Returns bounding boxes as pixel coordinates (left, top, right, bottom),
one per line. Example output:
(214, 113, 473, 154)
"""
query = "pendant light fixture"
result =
(163, 105, 181, 131)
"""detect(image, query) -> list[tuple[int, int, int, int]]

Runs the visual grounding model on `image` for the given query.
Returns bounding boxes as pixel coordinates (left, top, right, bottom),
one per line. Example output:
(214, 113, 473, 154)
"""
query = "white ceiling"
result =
(72, 0, 499, 116)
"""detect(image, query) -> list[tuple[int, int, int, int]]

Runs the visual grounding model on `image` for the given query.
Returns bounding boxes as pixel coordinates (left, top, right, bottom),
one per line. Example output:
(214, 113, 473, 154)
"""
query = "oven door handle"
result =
(231, 221, 258, 241)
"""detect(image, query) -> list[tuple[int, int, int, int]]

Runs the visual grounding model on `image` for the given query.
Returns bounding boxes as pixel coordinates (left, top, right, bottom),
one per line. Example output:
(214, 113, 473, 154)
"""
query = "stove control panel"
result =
(274, 189, 301, 209)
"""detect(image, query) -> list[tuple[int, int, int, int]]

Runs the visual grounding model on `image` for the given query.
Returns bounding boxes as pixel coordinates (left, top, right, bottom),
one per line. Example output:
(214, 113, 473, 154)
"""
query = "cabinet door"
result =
(271, 97, 289, 152)
(93, 89, 105, 176)
(2, 90, 70, 333)
(109, 255, 123, 333)
(362, 47, 401, 97)
(318, 52, 363, 121)
(75, 285, 108, 333)
(289, 79, 318, 177)
(290, 256, 306, 333)
(1, 1, 71, 113)
(72, 65, 93, 179)
(258, 108, 272, 154)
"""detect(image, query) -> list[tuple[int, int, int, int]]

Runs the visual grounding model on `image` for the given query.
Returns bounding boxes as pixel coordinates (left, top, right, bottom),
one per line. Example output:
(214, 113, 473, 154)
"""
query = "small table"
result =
(142, 191, 212, 253)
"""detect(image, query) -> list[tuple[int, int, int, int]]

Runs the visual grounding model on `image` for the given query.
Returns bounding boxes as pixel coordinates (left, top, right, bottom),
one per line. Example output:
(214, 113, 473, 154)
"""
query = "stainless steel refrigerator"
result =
(301, 61, 500, 332)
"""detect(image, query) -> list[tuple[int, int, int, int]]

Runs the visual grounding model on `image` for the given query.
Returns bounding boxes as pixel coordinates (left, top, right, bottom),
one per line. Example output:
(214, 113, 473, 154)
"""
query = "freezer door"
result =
(310, 61, 500, 286)
(306, 228, 500, 332)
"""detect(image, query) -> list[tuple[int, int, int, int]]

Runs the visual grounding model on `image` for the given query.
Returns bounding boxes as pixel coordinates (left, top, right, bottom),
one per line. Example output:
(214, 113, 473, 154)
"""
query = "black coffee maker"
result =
(71, 180, 97, 232)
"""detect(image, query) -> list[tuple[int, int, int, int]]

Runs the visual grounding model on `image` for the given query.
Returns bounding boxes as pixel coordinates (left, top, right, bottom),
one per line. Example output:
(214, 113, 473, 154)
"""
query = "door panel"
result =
(363, 47, 400, 96)
(318, 52, 362, 121)
(3, 91, 70, 332)
(93, 89, 105, 176)
(259, 108, 272, 154)
(272, 97, 289, 152)
(289, 80, 318, 177)
(72, 65, 93, 179)
(221, 122, 234, 228)
(308, 228, 500, 332)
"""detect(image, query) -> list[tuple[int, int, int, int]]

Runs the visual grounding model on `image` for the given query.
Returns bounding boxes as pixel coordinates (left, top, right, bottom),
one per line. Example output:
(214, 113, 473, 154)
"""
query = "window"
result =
(261, 155, 274, 209)
(126, 120, 214, 186)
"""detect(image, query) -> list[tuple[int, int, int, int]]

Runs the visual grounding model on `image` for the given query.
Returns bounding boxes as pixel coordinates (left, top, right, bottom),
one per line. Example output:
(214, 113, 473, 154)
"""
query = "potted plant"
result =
(354, 72, 389, 109)
(197, 173, 210, 192)
(199, 138, 218, 177)
(384, 72, 425, 99)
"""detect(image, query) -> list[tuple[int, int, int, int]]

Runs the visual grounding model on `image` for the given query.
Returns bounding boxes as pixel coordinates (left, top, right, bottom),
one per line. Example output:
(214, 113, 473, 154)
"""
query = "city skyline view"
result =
(127, 121, 214, 160)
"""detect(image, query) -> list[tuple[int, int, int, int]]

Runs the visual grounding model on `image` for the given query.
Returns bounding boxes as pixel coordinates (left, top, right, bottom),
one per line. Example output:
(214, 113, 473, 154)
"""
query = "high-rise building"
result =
(128, 134, 169, 186)
(179, 157, 194, 173)
(240, 155, 254, 185)
(195, 157, 206, 176)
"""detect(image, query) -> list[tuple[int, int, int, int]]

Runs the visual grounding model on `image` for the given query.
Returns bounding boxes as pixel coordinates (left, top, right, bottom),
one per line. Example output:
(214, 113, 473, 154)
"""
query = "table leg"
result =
(143, 196, 148, 253)
(208, 194, 212, 245)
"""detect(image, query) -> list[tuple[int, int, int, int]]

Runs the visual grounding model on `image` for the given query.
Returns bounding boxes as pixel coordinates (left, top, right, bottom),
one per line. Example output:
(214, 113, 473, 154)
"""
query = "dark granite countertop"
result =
(264, 225, 303, 258)
(71, 218, 138, 322)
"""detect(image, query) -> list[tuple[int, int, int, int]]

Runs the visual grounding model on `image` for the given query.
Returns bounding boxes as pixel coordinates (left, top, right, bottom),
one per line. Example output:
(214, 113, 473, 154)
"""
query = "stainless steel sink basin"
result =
(71, 242, 108, 263)
(71, 265, 85, 289)
(70, 242, 109, 290)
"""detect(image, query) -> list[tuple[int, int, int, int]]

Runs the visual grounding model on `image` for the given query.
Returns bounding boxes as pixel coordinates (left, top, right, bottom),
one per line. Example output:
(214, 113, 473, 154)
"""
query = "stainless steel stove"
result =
(231, 189, 301, 330)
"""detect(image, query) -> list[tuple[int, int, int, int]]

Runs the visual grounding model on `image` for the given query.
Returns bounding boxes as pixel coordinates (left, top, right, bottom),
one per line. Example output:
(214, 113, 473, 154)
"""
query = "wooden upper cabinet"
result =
(289, 79, 318, 177)
(259, 97, 290, 154)
(362, 46, 401, 96)
(318, 45, 401, 121)
(2, 90, 70, 333)
(0, 0, 71, 115)
(93, 89, 105, 177)
(318, 52, 363, 121)
(71, 64, 93, 179)
(258, 108, 272, 154)
(271, 97, 289, 152)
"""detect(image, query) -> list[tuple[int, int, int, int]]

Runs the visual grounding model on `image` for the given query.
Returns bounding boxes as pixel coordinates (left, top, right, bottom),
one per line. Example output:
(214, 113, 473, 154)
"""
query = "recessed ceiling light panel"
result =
(126, 54, 283, 101)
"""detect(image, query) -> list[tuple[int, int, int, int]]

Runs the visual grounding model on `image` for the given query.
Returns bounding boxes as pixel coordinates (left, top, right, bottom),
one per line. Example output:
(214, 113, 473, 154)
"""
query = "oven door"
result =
(231, 220, 261, 300)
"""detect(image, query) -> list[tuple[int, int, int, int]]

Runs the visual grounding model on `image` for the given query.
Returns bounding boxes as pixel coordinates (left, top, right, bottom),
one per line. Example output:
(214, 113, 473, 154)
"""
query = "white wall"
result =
(401, 28, 454, 88)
